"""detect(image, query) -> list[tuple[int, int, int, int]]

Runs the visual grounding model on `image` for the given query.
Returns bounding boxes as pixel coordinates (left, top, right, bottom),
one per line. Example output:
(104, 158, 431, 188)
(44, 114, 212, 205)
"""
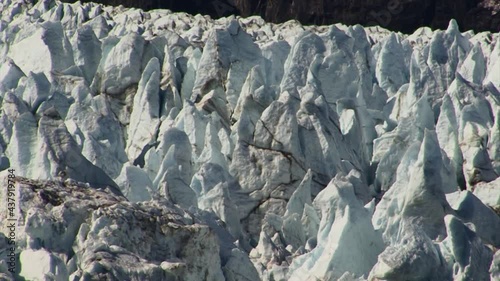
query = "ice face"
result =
(0, 1, 499, 281)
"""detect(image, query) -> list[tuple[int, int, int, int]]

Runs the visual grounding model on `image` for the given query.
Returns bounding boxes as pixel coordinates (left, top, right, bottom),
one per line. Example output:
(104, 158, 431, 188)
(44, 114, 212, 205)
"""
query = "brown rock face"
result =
(67, 0, 500, 33)
(233, 0, 500, 33)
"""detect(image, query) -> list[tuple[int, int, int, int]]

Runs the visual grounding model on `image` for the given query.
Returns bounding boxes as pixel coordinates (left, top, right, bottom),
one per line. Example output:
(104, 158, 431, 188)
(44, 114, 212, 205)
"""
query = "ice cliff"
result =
(0, 0, 499, 280)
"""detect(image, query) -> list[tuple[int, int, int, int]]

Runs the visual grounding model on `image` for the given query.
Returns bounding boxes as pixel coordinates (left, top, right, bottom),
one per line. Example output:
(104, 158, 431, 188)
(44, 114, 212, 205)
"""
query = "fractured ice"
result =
(0, 0, 499, 280)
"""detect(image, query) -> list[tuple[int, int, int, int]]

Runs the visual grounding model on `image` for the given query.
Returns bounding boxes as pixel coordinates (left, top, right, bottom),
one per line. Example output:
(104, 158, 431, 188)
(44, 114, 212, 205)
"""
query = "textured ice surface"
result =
(0, 1, 499, 280)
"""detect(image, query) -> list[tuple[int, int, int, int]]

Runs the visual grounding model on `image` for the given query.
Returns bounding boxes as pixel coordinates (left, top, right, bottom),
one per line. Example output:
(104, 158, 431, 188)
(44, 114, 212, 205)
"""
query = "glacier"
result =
(0, 0, 499, 280)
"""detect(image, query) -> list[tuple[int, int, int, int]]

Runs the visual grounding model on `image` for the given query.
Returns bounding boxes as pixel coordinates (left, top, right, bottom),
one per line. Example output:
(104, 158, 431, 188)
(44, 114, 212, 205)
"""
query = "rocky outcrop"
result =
(284, 0, 500, 33)
(63, 0, 500, 33)
(0, 176, 256, 281)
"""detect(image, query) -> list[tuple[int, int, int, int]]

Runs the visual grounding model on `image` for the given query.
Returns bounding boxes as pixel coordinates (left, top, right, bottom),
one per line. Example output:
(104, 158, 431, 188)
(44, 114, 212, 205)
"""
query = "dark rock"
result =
(63, 0, 500, 33)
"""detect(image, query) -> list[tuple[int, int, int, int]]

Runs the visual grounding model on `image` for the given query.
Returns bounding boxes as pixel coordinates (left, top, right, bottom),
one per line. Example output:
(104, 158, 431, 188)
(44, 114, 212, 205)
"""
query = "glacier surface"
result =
(0, 0, 499, 280)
